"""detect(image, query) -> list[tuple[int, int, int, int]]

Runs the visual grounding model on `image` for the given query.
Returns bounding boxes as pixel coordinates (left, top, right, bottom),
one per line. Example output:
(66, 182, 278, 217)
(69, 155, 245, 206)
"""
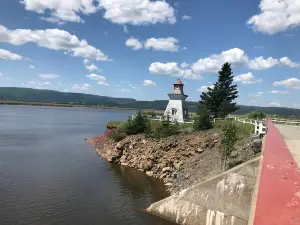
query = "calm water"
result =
(0, 105, 174, 225)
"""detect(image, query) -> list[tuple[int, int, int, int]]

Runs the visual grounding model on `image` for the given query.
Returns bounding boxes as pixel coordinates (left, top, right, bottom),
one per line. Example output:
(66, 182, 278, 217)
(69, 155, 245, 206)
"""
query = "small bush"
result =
(123, 110, 152, 135)
(220, 123, 237, 169)
(153, 115, 179, 139)
(194, 104, 212, 131)
(110, 130, 127, 142)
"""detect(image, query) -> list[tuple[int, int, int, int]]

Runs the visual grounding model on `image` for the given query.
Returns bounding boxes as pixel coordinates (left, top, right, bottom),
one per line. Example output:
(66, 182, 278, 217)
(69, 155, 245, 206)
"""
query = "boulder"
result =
(162, 167, 171, 173)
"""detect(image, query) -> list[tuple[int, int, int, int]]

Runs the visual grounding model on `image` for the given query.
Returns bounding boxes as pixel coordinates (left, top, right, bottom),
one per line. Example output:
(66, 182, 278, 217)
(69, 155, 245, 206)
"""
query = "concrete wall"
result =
(147, 157, 260, 225)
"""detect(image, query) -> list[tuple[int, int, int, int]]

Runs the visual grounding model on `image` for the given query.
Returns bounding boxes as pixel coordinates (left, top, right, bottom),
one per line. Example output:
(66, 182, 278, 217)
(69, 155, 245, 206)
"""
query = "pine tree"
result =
(199, 63, 238, 118)
(193, 104, 212, 131)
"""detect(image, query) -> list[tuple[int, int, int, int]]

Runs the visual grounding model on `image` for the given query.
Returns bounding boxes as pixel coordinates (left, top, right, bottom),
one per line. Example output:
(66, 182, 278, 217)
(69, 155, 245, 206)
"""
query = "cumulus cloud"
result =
(248, 57, 279, 70)
(126, 37, 179, 52)
(125, 37, 143, 50)
(279, 57, 300, 68)
(21, 0, 176, 25)
(143, 80, 156, 86)
(21, 0, 99, 24)
(192, 48, 249, 73)
(38, 73, 60, 79)
(180, 62, 190, 69)
(0, 49, 24, 60)
(23, 80, 52, 89)
(233, 72, 262, 84)
(29, 65, 35, 69)
(71, 83, 91, 91)
(149, 48, 299, 79)
(270, 90, 290, 94)
(198, 85, 214, 92)
(149, 62, 201, 80)
(100, 0, 176, 25)
(145, 37, 179, 52)
(182, 15, 192, 20)
(247, 0, 300, 35)
(117, 88, 131, 92)
(0, 25, 109, 61)
(85, 64, 101, 72)
(273, 78, 300, 89)
(86, 73, 108, 86)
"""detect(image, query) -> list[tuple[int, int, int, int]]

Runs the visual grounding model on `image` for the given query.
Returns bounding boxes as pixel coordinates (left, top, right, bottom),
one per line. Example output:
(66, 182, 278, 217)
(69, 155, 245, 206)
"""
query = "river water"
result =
(0, 105, 175, 225)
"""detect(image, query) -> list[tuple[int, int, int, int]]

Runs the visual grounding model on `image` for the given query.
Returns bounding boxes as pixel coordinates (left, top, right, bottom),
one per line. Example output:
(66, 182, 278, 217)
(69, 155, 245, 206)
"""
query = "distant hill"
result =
(1, 87, 300, 117)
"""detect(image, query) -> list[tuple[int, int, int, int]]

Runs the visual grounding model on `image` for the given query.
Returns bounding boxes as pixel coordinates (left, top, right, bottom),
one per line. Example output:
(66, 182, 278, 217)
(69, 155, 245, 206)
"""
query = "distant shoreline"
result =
(0, 100, 136, 111)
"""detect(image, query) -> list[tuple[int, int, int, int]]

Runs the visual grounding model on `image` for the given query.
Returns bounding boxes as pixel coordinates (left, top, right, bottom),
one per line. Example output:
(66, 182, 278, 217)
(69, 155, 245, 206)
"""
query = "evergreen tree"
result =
(200, 63, 238, 118)
(193, 104, 212, 131)
(124, 110, 151, 135)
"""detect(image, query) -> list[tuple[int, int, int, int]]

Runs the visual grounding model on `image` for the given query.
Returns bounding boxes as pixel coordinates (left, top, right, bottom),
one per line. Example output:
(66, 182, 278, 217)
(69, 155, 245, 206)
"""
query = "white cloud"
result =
(143, 80, 156, 86)
(117, 88, 131, 92)
(198, 85, 214, 92)
(279, 57, 300, 68)
(100, 0, 176, 25)
(249, 92, 264, 97)
(21, 0, 99, 24)
(71, 83, 91, 91)
(0, 72, 3, 76)
(145, 37, 179, 52)
(29, 65, 35, 69)
(123, 25, 129, 33)
(180, 62, 190, 69)
(182, 47, 188, 51)
(192, 48, 249, 73)
(268, 102, 280, 107)
(38, 73, 60, 79)
(248, 57, 279, 70)
(151, 48, 299, 78)
(0, 25, 109, 61)
(270, 90, 290, 94)
(149, 62, 201, 80)
(23, 80, 52, 89)
(85, 64, 101, 72)
(247, 0, 300, 35)
(273, 78, 300, 89)
(86, 73, 108, 86)
(182, 15, 192, 20)
(83, 59, 90, 65)
(0, 49, 24, 60)
(125, 37, 143, 50)
(233, 72, 262, 84)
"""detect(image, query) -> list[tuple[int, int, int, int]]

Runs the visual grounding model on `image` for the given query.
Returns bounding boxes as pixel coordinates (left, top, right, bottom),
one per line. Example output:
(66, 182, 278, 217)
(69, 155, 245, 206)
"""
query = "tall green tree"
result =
(200, 63, 238, 118)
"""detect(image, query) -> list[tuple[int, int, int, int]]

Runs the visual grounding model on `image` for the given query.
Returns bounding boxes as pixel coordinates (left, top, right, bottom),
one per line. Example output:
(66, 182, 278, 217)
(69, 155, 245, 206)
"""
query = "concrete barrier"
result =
(147, 157, 260, 225)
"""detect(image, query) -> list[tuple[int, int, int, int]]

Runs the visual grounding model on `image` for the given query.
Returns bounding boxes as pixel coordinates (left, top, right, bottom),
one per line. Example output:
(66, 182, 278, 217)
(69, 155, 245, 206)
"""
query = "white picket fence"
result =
(226, 115, 267, 136)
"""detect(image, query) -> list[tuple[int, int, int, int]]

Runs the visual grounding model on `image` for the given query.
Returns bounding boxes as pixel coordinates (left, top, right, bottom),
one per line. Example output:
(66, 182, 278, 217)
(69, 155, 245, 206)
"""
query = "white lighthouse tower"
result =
(164, 79, 189, 123)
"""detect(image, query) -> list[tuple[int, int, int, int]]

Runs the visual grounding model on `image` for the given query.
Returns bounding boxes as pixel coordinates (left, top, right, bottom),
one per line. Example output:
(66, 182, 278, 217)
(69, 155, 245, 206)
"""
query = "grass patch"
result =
(214, 120, 254, 139)
(106, 120, 125, 127)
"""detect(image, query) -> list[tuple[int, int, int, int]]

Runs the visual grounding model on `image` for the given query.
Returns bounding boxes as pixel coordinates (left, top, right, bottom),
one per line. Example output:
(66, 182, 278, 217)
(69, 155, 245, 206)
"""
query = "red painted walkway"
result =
(253, 121, 300, 225)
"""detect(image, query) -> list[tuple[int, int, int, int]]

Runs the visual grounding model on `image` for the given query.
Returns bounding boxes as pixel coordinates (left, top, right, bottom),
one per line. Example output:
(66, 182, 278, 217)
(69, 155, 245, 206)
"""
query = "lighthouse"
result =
(164, 79, 189, 123)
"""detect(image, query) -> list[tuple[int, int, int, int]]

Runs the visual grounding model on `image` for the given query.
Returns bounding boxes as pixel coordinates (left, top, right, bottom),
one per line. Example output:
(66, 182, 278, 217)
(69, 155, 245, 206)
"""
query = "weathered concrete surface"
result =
(147, 157, 260, 225)
(275, 124, 300, 167)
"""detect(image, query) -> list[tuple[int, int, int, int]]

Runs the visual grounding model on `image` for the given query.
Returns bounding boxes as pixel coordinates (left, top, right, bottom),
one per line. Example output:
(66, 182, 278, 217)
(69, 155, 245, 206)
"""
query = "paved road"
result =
(275, 124, 300, 168)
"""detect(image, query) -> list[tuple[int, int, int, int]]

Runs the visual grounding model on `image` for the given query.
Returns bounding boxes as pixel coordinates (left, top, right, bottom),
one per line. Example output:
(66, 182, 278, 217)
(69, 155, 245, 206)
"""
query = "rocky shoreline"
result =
(86, 128, 262, 194)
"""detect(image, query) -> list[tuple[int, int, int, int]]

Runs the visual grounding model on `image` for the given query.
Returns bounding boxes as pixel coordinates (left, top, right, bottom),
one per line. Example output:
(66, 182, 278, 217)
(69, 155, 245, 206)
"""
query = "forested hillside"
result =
(1, 87, 300, 117)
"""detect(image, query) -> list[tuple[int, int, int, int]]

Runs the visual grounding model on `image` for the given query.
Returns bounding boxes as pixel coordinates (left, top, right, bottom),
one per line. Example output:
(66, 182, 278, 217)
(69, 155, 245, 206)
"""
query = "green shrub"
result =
(153, 115, 179, 139)
(109, 130, 127, 142)
(193, 104, 212, 131)
(123, 110, 152, 135)
(220, 123, 237, 169)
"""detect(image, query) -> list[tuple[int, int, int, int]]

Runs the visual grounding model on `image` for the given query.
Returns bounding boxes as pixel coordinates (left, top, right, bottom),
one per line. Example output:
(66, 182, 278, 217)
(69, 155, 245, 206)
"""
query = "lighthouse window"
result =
(171, 109, 177, 115)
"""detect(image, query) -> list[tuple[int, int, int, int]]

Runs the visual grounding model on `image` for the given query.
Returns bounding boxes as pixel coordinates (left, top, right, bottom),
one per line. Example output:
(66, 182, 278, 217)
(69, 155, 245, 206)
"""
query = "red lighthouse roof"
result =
(174, 79, 184, 85)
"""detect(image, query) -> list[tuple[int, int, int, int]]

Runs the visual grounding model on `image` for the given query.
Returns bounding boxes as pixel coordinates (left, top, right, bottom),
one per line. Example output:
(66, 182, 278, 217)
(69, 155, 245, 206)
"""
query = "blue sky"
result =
(0, 0, 299, 108)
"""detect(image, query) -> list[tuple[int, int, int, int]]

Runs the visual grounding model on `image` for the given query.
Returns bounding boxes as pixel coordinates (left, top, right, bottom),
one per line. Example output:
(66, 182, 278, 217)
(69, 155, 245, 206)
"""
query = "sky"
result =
(0, 0, 299, 108)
